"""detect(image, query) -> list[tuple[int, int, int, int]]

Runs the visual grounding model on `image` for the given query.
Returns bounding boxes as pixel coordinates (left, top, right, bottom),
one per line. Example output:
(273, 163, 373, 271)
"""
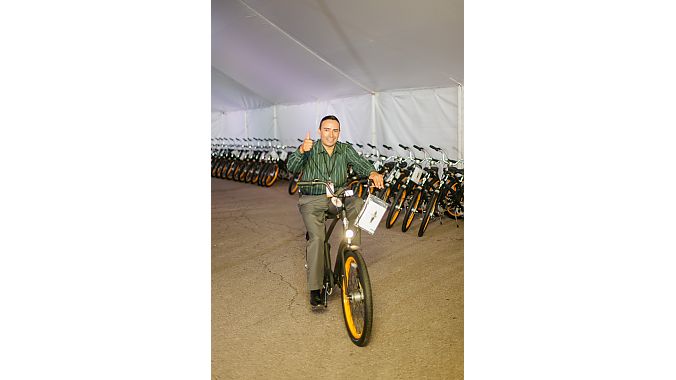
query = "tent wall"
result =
(212, 86, 461, 160)
(376, 87, 459, 159)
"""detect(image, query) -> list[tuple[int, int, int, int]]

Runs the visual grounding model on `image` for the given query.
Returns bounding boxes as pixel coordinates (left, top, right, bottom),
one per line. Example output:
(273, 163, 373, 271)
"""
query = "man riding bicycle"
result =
(286, 115, 384, 306)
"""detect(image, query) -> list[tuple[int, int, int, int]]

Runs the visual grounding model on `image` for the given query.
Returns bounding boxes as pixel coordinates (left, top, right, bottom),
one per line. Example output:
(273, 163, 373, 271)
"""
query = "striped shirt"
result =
(287, 140, 376, 195)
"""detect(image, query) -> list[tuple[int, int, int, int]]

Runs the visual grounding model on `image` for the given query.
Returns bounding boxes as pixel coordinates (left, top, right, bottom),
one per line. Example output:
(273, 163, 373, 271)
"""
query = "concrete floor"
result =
(212, 177, 463, 379)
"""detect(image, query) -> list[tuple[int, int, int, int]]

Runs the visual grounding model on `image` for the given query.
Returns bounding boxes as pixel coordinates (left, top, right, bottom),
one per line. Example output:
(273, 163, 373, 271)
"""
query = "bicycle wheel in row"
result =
(418, 191, 440, 237)
(289, 172, 303, 194)
(444, 183, 464, 219)
(402, 188, 422, 232)
(264, 164, 279, 187)
(341, 249, 372, 347)
(385, 187, 406, 229)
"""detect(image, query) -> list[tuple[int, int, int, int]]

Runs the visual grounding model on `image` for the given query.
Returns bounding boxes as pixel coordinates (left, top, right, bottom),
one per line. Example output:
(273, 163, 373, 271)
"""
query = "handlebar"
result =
(297, 179, 372, 197)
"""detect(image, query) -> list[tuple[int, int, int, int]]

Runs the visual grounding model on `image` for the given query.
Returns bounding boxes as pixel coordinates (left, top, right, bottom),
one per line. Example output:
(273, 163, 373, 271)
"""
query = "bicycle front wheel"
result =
(402, 188, 422, 232)
(418, 191, 440, 237)
(341, 250, 373, 347)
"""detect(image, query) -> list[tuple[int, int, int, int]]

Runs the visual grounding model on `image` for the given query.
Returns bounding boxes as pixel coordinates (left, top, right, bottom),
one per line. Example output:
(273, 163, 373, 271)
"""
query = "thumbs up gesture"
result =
(300, 131, 314, 153)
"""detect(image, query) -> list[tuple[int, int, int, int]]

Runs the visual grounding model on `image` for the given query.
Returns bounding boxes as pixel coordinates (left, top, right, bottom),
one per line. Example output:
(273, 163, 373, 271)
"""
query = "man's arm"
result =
(344, 144, 384, 188)
(286, 147, 308, 174)
(345, 144, 376, 177)
(287, 131, 315, 174)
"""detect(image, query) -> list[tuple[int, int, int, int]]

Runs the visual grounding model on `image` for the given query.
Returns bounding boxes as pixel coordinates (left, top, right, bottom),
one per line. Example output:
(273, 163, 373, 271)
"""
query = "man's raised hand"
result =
(300, 131, 313, 153)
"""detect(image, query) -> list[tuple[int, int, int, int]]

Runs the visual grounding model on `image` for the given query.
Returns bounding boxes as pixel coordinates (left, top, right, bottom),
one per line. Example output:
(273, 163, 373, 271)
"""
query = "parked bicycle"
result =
(417, 146, 464, 236)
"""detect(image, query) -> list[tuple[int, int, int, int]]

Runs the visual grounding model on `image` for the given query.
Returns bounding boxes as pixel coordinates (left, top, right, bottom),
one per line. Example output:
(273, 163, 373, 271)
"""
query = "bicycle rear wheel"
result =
(341, 249, 373, 347)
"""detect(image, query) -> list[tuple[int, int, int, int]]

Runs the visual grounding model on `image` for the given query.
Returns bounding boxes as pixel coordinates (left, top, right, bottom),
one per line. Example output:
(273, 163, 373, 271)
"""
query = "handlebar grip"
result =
(413, 145, 423, 151)
(367, 143, 376, 149)
(297, 139, 303, 142)
(429, 145, 440, 151)
(398, 144, 409, 150)
(383, 144, 392, 150)
(345, 140, 353, 145)
(356, 143, 363, 148)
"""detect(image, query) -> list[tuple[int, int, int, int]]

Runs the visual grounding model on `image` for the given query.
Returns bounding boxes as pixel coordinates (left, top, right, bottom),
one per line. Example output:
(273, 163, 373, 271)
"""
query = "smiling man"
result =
(286, 115, 384, 307)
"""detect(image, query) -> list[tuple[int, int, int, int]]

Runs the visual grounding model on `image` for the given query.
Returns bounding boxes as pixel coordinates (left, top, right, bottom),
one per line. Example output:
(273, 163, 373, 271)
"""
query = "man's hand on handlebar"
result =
(368, 171, 384, 189)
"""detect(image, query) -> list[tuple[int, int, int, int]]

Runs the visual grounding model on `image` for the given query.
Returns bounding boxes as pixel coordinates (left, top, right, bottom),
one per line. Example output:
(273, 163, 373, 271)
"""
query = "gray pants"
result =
(298, 194, 364, 290)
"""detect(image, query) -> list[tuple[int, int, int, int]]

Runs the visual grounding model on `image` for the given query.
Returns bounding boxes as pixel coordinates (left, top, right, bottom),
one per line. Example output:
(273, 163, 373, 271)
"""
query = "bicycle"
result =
(417, 147, 464, 236)
(297, 179, 374, 347)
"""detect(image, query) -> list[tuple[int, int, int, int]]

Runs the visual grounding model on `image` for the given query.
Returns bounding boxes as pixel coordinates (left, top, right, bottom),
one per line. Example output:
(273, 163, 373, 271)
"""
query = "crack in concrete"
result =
(261, 257, 299, 312)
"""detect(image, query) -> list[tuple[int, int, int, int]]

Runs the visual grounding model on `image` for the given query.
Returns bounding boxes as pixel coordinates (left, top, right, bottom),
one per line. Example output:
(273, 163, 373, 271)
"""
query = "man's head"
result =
(318, 115, 340, 149)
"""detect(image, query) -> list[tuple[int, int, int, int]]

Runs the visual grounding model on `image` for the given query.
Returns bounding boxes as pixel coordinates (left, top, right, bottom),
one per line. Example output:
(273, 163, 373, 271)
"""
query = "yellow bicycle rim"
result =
(342, 256, 362, 339)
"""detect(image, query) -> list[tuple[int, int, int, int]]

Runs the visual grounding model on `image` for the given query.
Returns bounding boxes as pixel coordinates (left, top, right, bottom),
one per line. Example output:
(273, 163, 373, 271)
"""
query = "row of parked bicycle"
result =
(211, 137, 464, 237)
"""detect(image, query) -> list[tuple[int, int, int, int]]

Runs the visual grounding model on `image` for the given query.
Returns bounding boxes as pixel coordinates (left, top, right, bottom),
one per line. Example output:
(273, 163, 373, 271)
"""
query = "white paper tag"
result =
(269, 150, 279, 160)
(410, 167, 424, 184)
(279, 151, 288, 161)
(355, 194, 388, 235)
(344, 189, 354, 197)
(326, 181, 334, 197)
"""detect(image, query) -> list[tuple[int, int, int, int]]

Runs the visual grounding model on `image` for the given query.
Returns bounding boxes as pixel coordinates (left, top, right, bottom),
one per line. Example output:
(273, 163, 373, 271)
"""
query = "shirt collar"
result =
(316, 141, 344, 155)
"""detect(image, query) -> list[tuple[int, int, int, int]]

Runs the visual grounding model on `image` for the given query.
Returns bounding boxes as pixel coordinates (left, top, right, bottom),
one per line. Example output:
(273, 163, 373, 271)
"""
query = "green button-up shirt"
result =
(287, 140, 376, 195)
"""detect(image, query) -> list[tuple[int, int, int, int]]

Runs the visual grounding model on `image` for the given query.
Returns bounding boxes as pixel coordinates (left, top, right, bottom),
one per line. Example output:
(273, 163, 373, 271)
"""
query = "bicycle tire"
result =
(211, 160, 221, 177)
(230, 162, 242, 181)
(219, 160, 231, 179)
(418, 191, 440, 237)
(264, 164, 279, 187)
(288, 172, 301, 195)
(347, 180, 362, 198)
(402, 188, 422, 232)
(385, 187, 407, 229)
(377, 186, 391, 203)
(244, 163, 256, 183)
(341, 249, 373, 347)
(443, 184, 464, 219)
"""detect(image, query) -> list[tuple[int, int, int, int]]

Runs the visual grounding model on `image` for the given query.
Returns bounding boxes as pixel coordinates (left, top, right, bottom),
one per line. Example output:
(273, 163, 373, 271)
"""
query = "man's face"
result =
(318, 119, 340, 148)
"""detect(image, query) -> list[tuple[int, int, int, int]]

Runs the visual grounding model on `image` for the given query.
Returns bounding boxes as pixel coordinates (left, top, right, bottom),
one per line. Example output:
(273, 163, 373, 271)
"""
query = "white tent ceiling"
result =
(212, 0, 463, 112)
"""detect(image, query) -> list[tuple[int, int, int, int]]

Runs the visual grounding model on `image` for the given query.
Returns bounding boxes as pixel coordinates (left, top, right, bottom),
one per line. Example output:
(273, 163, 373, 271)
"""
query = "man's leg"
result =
(298, 195, 329, 291)
(345, 196, 364, 246)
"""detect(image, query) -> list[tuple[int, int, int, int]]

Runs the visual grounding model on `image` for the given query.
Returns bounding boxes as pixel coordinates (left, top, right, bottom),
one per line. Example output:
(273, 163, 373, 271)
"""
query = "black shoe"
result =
(310, 289, 322, 306)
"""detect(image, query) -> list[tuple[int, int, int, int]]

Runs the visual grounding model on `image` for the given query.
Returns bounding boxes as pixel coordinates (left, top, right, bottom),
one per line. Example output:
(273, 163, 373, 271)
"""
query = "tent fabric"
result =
(376, 87, 459, 159)
(212, 0, 463, 110)
(211, 0, 463, 159)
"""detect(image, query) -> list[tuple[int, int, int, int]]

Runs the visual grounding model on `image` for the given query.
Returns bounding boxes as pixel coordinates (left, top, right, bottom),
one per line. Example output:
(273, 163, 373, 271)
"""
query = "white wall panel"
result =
(275, 102, 318, 146)
(317, 94, 372, 148)
(211, 111, 245, 138)
(246, 107, 274, 139)
(376, 87, 459, 160)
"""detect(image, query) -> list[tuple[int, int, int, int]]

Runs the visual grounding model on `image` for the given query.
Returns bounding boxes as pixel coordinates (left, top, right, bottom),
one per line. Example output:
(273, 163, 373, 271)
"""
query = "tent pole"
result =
(371, 93, 377, 146)
(273, 105, 278, 141)
(457, 84, 464, 160)
(244, 110, 249, 138)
